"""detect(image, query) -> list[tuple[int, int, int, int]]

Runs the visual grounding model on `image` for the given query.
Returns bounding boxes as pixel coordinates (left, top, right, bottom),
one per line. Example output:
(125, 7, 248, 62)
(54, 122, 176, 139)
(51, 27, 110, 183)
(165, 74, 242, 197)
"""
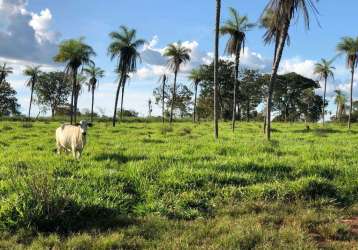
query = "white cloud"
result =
(0, 0, 59, 64)
(279, 57, 316, 79)
(29, 8, 58, 44)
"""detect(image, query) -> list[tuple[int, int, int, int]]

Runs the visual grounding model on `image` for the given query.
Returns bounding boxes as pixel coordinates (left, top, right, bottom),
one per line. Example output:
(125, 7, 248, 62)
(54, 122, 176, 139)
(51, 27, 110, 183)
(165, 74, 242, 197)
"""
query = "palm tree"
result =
(214, 0, 221, 139)
(53, 38, 95, 124)
(188, 69, 202, 123)
(220, 7, 254, 132)
(337, 37, 358, 129)
(0, 63, 13, 85)
(23, 65, 42, 118)
(262, 0, 319, 140)
(164, 42, 191, 124)
(84, 65, 105, 122)
(74, 74, 87, 117)
(334, 89, 347, 122)
(314, 58, 335, 126)
(158, 74, 168, 123)
(108, 26, 145, 126)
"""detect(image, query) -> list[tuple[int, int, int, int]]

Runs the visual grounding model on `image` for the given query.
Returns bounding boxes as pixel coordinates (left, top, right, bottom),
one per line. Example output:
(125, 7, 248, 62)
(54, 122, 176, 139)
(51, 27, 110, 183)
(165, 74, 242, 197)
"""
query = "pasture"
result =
(0, 121, 357, 249)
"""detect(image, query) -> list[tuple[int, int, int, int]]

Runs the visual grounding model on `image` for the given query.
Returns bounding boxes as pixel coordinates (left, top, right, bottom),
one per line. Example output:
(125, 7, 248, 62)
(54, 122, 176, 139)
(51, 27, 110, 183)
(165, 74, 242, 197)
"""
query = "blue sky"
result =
(1, 0, 358, 117)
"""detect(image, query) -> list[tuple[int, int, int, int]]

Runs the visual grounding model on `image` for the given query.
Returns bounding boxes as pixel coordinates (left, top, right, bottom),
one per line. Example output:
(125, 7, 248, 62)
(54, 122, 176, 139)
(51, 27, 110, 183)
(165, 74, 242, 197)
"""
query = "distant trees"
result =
(220, 7, 254, 131)
(84, 65, 105, 122)
(153, 83, 193, 119)
(108, 26, 145, 126)
(164, 42, 191, 124)
(195, 61, 265, 121)
(314, 59, 335, 126)
(0, 81, 20, 116)
(23, 65, 42, 118)
(54, 38, 96, 124)
(334, 90, 347, 122)
(336, 37, 358, 129)
(35, 72, 72, 117)
(188, 69, 202, 123)
(158, 74, 169, 123)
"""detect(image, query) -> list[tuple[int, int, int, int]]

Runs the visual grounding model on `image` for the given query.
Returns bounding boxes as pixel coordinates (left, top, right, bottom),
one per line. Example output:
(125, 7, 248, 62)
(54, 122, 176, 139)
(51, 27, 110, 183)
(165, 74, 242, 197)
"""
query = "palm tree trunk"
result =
(112, 74, 123, 127)
(232, 47, 241, 132)
(170, 70, 178, 124)
(120, 81, 126, 121)
(162, 79, 165, 124)
(214, 0, 221, 139)
(348, 67, 355, 129)
(74, 88, 79, 124)
(70, 70, 77, 125)
(266, 19, 290, 140)
(91, 87, 95, 123)
(193, 83, 198, 123)
(322, 77, 327, 126)
(28, 84, 34, 118)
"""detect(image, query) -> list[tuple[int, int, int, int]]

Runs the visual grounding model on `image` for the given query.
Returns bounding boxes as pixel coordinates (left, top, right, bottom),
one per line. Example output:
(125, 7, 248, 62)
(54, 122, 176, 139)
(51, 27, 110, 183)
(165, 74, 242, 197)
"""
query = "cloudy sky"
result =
(1, 0, 358, 117)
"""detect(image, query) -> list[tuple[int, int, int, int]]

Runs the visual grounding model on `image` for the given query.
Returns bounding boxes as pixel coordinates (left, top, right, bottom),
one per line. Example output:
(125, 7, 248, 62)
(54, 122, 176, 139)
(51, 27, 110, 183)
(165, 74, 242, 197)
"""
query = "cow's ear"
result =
(88, 123, 93, 127)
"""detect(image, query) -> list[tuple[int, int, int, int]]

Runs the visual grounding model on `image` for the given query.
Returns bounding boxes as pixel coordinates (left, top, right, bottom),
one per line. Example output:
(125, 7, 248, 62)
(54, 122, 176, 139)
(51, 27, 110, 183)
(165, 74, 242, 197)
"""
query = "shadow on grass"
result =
(142, 138, 165, 144)
(292, 128, 341, 135)
(215, 163, 295, 181)
(94, 152, 147, 164)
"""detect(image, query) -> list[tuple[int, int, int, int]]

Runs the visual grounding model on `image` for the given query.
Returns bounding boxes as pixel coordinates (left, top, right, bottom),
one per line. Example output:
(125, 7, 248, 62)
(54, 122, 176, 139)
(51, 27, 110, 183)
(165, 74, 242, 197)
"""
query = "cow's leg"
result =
(72, 145, 77, 159)
(56, 143, 62, 155)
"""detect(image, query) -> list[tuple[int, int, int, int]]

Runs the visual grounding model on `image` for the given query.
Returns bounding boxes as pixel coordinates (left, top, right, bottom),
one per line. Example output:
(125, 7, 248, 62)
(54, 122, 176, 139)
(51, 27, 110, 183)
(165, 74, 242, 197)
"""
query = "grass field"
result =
(0, 121, 357, 249)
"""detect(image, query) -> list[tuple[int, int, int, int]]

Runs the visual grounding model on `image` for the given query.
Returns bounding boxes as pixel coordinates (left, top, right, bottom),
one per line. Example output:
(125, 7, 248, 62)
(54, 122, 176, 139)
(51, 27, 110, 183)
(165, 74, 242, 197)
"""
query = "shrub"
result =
(21, 122, 33, 128)
(178, 127, 192, 136)
(160, 125, 173, 135)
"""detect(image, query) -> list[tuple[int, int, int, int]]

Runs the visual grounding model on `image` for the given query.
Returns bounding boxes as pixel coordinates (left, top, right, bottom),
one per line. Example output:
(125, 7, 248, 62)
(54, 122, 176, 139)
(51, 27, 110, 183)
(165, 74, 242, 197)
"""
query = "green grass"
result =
(0, 121, 357, 249)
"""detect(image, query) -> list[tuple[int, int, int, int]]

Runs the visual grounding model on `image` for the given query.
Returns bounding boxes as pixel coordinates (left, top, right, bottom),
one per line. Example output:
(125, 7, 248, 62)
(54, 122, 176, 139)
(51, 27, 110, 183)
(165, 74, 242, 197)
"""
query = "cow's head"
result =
(76, 120, 92, 136)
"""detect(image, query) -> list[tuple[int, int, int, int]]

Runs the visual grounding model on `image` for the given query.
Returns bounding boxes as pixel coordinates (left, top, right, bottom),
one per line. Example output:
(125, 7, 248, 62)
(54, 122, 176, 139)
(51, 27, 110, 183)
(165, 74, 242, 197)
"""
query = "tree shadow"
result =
(94, 152, 147, 164)
(142, 138, 165, 144)
(30, 200, 138, 234)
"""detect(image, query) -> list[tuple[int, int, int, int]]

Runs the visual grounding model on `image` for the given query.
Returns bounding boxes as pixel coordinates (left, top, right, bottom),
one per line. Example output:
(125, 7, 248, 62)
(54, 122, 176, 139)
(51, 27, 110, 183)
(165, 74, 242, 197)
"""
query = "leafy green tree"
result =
(314, 58, 335, 126)
(272, 72, 321, 122)
(53, 38, 95, 124)
(108, 26, 145, 126)
(23, 65, 42, 118)
(220, 7, 254, 131)
(188, 69, 202, 123)
(197, 60, 236, 120)
(0, 81, 20, 116)
(214, 0, 221, 139)
(163, 42, 191, 123)
(196, 61, 265, 121)
(239, 69, 266, 121)
(262, 0, 319, 140)
(337, 37, 358, 129)
(84, 65, 105, 122)
(0, 63, 13, 85)
(35, 72, 72, 117)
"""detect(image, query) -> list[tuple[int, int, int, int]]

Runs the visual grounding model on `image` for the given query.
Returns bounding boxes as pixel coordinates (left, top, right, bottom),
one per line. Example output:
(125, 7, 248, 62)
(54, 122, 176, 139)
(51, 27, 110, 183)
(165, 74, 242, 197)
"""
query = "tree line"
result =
(1, 0, 358, 141)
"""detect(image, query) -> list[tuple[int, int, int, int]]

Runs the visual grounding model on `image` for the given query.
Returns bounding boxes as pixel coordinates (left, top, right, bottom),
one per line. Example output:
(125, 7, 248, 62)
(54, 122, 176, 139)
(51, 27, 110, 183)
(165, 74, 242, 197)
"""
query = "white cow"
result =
(56, 120, 92, 159)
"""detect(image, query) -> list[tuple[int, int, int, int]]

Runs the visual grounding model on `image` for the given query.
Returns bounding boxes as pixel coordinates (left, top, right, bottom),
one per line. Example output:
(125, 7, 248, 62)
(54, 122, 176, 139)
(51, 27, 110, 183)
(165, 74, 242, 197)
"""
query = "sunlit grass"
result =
(0, 121, 357, 249)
